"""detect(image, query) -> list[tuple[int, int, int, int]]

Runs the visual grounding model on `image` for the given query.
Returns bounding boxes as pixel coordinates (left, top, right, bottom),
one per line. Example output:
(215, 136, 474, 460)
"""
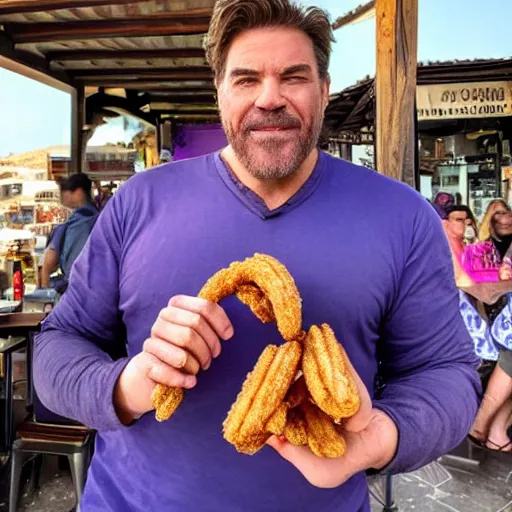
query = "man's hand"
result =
(267, 358, 398, 488)
(114, 295, 234, 423)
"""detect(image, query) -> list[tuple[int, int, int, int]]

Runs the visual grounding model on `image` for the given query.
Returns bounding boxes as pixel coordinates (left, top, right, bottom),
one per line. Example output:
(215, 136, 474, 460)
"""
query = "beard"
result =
(221, 108, 324, 181)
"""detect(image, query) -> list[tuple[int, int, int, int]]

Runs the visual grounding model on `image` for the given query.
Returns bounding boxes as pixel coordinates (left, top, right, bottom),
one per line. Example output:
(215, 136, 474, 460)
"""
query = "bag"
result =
(59, 207, 98, 277)
(462, 241, 500, 283)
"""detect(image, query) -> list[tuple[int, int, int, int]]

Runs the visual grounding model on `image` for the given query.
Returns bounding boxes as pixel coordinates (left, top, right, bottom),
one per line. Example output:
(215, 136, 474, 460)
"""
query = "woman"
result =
(470, 352, 512, 451)
(478, 199, 511, 242)
(465, 206, 512, 451)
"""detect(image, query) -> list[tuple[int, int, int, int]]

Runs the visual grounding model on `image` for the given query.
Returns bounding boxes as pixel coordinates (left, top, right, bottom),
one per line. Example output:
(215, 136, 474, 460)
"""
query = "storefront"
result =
(325, 59, 512, 221)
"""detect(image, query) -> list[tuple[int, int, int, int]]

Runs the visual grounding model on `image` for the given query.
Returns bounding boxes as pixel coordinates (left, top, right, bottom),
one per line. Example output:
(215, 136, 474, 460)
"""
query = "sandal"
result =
(467, 434, 487, 448)
(486, 439, 512, 452)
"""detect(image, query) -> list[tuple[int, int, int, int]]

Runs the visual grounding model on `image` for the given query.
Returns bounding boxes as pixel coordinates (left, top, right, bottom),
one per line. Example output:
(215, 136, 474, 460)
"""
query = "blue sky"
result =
(1, 0, 511, 156)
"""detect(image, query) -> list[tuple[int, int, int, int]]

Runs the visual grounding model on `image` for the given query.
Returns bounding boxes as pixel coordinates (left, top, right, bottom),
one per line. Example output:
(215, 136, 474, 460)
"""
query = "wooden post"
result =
(375, 0, 418, 186)
(71, 84, 85, 174)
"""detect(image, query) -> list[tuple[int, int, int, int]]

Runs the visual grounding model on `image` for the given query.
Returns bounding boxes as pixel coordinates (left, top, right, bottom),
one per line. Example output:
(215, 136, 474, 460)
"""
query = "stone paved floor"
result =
(0, 451, 510, 511)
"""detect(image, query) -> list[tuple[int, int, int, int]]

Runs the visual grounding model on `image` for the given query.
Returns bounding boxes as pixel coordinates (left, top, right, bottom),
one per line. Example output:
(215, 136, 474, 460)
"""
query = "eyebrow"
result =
(228, 64, 313, 79)
(229, 68, 259, 79)
(280, 64, 312, 76)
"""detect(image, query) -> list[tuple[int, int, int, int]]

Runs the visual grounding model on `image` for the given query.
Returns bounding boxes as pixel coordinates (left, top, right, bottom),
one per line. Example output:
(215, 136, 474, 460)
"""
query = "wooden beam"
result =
(68, 66, 211, 79)
(375, 0, 418, 186)
(7, 10, 211, 43)
(0, 0, 153, 16)
(47, 48, 206, 62)
(0, 32, 73, 86)
(152, 109, 219, 116)
(148, 94, 216, 104)
(86, 92, 156, 126)
(332, 1, 375, 30)
(71, 85, 85, 174)
(82, 80, 215, 90)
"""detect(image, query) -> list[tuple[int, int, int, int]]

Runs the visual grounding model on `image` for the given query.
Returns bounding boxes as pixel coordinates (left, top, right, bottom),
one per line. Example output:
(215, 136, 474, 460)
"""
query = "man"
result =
(34, 1, 480, 511)
(40, 173, 98, 290)
(442, 205, 470, 266)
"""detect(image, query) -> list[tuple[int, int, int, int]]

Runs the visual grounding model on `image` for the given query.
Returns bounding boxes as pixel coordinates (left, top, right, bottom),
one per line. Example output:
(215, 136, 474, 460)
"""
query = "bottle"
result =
(13, 260, 24, 302)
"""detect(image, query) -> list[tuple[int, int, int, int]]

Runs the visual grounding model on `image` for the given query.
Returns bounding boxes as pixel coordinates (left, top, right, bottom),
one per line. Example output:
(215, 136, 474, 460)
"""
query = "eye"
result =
(235, 77, 257, 86)
(284, 76, 307, 83)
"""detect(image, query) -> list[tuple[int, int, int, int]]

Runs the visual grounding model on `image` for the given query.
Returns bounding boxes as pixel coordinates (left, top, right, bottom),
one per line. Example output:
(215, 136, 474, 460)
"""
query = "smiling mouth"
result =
(251, 126, 297, 132)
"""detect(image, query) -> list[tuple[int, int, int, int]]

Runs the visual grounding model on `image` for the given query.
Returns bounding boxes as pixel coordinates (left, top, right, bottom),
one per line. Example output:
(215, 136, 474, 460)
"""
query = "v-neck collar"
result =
(214, 150, 326, 219)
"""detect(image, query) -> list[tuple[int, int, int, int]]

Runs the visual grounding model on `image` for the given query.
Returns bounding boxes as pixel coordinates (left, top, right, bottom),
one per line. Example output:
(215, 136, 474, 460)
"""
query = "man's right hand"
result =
(114, 295, 234, 423)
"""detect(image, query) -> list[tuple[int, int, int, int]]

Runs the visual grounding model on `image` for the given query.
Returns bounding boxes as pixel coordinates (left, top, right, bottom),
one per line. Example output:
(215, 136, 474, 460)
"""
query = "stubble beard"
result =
(221, 109, 324, 181)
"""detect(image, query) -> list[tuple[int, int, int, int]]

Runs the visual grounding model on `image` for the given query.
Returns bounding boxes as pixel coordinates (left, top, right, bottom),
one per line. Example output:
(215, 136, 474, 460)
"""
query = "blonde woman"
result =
(479, 199, 511, 241)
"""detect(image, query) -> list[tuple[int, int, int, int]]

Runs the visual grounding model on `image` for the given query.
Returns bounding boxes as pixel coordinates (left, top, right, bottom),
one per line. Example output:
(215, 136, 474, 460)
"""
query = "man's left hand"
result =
(267, 408, 398, 488)
(266, 362, 398, 488)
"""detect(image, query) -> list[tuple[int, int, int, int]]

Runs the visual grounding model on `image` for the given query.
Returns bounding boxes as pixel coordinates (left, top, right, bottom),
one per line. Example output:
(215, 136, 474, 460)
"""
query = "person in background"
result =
(470, 351, 512, 452)
(94, 181, 114, 211)
(431, 191, 455, 220)
(159, 148, 173, 164)
(478, 199, 511, 241)
(443, 205, 470, 267)
(459, 205, 478, 244)
(33, 1, 480, 511)
(40, 173, 99, 291)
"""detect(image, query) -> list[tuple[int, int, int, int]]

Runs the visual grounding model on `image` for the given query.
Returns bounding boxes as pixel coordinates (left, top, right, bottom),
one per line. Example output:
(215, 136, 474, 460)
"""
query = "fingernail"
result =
(184, 376, 196, 389)
(204, 360, 211, 370)
(223, 326, 234, 340)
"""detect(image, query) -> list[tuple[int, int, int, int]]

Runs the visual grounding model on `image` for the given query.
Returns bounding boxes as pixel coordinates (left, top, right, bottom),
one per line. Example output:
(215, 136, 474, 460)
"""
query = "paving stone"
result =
(4, 451, 511, 512)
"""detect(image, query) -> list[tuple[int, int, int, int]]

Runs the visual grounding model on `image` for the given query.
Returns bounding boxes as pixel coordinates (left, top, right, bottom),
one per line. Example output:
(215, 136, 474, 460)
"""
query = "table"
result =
(0, 313, 45, 453)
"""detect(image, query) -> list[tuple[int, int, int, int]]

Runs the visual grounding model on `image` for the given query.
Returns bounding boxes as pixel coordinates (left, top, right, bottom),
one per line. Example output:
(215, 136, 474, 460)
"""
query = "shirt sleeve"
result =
(34, 191, 129, 431)
(47, 223, 66, 255)
(373, 202, 481, 474)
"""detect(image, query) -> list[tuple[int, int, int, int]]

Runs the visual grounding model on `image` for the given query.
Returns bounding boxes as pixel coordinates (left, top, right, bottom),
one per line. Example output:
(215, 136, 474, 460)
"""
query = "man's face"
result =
(445, 211, 468, 240)
(61, 189, 82, 209)
(217, 27, 330, 180)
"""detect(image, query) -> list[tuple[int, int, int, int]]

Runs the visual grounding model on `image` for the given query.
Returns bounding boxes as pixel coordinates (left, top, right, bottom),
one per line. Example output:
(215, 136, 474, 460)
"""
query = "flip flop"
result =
(486, 439, 512, 452)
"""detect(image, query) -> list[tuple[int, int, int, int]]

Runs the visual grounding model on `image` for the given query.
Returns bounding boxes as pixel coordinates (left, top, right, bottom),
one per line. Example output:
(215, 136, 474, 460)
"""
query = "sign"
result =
(417, 81, 512, 121)
(332, 131, 375, 145)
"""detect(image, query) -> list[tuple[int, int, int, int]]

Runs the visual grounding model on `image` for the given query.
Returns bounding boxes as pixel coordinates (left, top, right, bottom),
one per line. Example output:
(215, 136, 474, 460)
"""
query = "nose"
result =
(254, 78, 286, 111)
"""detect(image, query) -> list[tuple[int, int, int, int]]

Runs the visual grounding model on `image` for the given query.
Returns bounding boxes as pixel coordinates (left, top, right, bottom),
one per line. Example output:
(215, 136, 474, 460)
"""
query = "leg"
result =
(487, 398, 512, 451)
(9, 448, 24, 512)
(471, 363, 512, 440)
(27, 454, 43, 494)
(68, 451, 86, 505)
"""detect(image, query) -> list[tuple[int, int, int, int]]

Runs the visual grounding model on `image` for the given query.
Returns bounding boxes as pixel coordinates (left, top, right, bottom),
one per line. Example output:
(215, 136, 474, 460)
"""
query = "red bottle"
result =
(13, 260, 24, 301)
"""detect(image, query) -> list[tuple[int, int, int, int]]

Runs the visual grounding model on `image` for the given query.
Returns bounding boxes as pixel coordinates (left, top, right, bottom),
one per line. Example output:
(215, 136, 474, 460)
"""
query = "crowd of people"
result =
(434, 193, 512, 452)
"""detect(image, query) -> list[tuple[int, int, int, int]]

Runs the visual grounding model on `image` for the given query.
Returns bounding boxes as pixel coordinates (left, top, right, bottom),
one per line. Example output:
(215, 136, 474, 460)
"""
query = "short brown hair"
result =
(205, 0, 334, 81)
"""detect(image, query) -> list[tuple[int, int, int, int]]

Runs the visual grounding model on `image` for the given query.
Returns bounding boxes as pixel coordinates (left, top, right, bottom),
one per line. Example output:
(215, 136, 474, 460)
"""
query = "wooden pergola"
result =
(0, 0, 217, 173)
(0, 0, 419, 186)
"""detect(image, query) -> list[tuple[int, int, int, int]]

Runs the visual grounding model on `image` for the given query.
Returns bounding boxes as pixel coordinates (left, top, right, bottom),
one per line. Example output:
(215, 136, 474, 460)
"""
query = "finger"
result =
(151, 319, 212, 370)
(143, 352, 197, 389)
(160, 305, 222, 359)
(169, 295, 234, 340)
(342, 359, 373, 433)
(143, 337, 201, 375)
(266, 436, 323, 466)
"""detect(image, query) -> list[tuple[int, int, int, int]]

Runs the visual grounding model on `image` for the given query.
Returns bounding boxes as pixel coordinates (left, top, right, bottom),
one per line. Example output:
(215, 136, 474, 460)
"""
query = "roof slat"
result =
(69, 66, 212, 81)
(7, 9, 211, 43)
(46, 47, 205, 61)
(0, 0, 153, 16)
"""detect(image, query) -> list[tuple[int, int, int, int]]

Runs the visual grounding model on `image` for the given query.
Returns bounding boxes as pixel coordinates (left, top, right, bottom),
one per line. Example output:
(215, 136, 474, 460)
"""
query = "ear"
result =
(322, 75, 331, 111)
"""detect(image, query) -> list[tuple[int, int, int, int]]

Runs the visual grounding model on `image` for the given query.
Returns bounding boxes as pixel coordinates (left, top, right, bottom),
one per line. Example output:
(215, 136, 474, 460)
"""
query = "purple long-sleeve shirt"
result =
(34, 151, 480, 512)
